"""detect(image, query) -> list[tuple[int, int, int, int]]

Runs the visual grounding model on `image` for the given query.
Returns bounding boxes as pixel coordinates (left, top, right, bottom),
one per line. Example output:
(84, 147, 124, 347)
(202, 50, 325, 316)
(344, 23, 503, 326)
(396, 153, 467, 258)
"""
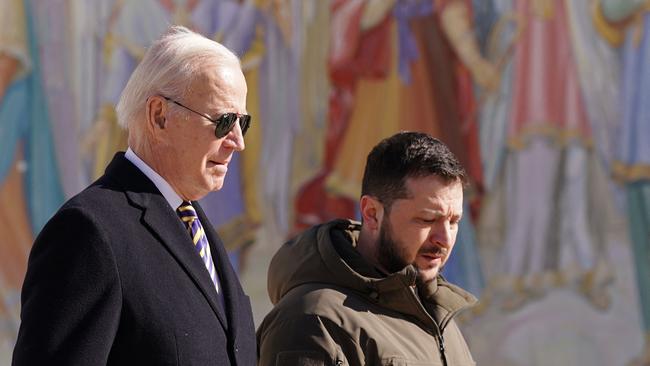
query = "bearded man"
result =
(257, 132, 477, 366)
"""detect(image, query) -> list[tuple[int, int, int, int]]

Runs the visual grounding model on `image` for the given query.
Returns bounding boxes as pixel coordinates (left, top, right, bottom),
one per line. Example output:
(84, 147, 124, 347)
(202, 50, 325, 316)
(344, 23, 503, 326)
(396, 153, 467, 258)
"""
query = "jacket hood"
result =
(267, 219, 477, 327)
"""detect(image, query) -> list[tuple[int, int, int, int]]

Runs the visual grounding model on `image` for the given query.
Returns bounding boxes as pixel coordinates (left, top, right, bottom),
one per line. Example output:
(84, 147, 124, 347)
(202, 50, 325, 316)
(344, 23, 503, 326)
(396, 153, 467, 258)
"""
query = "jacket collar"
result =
(103, 153, 229, 331)
(319, 219, 477, 330)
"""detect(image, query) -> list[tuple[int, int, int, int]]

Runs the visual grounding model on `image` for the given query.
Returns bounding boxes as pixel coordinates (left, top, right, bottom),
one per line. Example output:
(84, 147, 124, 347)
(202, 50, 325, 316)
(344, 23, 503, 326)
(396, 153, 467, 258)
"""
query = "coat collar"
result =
(103, 153, 230, 331)
(318, 219, 478, 330)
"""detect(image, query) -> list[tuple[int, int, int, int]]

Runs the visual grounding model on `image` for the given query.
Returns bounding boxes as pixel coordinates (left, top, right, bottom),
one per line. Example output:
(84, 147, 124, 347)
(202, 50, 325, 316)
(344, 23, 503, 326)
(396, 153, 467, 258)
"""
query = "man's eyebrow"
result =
(419, 209, 446, 216)
(419, 209, 463, 218)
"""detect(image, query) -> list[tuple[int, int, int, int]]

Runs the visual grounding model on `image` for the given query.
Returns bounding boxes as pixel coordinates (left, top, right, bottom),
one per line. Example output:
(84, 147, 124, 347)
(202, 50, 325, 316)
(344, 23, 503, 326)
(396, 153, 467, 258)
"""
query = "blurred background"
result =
(1, 0, 649, 365)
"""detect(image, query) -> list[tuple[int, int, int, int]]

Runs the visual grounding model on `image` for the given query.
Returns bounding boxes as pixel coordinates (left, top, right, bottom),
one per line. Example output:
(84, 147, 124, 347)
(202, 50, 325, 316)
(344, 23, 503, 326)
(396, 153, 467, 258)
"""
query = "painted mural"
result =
(0, 0, 647, 365)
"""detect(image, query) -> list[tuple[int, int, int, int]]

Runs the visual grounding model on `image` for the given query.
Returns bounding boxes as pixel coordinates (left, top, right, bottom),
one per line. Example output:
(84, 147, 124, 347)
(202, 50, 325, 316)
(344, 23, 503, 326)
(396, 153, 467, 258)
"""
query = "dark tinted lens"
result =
(214, 113, 238, 138)
(239, 115, 251, 136)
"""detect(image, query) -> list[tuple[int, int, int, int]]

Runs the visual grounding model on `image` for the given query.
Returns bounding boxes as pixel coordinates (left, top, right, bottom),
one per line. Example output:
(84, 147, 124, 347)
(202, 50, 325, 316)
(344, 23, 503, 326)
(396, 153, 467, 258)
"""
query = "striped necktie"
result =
(177, 201, 220, 293)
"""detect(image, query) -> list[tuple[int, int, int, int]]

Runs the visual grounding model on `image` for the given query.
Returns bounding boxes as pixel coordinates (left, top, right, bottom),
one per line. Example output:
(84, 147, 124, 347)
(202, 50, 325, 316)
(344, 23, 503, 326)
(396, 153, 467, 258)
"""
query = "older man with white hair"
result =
(12, 26, 256, 366)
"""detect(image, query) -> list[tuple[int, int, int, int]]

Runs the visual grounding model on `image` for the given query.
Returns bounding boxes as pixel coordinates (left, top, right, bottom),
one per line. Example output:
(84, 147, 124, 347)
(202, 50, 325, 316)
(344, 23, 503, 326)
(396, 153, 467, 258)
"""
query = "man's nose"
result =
(224, 121, 245, 151)
(430, 222, 452, 247)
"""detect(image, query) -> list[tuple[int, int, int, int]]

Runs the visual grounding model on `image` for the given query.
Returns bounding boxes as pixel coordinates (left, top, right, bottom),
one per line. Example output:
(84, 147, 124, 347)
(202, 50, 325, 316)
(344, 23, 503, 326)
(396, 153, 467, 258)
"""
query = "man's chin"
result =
(416, 267, 440, 284)
(208, 177, 225, 191)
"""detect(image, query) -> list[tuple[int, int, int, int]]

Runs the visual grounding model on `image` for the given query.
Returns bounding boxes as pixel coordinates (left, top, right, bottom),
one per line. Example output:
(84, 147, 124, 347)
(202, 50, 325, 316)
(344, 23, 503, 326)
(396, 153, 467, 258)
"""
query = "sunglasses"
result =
(162, 96, 251, 138)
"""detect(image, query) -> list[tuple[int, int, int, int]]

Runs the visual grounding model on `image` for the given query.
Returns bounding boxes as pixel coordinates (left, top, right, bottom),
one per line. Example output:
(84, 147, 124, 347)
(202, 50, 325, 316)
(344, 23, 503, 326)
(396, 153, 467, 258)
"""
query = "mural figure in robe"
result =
(478, 0, 615, 312)
(595, 1, 650, 364)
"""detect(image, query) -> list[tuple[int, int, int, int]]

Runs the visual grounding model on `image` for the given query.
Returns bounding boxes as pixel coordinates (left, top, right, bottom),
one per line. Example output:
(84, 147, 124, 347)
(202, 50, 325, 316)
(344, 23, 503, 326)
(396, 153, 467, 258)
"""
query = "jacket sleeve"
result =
(257, 313, 361, 366)
(12, 207, 122, 365)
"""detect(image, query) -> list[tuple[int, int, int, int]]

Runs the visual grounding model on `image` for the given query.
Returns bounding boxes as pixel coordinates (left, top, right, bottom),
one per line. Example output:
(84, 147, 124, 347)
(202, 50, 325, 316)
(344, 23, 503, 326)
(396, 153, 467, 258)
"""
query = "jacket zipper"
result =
(436, 331, 448, 366)
(407, 286, 449, 366)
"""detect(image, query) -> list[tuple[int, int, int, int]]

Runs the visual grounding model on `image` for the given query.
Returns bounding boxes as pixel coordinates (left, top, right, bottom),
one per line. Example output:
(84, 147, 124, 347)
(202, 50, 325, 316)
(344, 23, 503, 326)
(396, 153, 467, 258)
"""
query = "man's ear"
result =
(360, 195, 384, 231)
(146, 95, 167, 132)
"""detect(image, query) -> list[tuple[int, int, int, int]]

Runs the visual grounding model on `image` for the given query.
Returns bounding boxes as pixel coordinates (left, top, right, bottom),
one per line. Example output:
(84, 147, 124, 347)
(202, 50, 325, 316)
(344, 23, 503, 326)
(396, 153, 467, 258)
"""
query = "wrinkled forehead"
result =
(400, 175, 464, 206)
(404, 174, 462, 193)
(185, 63, 246, 101)
(188, 60, 241, 86)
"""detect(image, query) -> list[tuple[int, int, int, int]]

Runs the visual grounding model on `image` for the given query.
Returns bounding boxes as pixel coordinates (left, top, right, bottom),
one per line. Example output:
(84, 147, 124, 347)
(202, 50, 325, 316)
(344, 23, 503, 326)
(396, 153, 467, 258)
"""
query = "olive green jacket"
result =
(257, 219, 477, 366)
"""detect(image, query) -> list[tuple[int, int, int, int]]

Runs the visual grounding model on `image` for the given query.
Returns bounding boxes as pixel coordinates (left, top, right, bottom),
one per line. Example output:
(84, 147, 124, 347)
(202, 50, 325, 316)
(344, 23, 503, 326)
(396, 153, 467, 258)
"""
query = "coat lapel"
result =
(104, 153, 228, 330)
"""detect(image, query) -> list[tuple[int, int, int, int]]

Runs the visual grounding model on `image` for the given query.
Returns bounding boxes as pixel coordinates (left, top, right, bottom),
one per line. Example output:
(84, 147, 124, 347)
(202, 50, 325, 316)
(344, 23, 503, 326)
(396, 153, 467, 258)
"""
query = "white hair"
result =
(116, 25, 241, 132)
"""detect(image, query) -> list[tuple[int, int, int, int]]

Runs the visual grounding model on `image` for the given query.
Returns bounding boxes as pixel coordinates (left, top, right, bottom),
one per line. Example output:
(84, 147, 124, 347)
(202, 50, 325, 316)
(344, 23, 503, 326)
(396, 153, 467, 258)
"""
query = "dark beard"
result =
(377, 217, 448, 282)
(377, 218, 409, 273)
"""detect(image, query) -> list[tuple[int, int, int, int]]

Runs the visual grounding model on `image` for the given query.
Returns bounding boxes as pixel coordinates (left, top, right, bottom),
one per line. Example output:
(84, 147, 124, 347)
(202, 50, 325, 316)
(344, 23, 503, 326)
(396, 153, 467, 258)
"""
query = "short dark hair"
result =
(361, 132, 467, 211)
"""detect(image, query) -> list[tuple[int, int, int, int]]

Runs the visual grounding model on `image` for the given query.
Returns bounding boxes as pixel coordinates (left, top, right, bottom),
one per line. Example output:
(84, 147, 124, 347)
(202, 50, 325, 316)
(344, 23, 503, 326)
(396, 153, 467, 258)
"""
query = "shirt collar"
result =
(125, 147, 183, 210)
